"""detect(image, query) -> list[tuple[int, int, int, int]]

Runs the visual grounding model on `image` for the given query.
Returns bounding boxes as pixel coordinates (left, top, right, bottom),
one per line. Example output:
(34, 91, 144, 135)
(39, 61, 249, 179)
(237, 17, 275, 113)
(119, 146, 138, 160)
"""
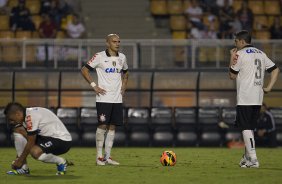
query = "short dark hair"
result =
(4, 102, 25, 116)
(234, 30, 252, 44)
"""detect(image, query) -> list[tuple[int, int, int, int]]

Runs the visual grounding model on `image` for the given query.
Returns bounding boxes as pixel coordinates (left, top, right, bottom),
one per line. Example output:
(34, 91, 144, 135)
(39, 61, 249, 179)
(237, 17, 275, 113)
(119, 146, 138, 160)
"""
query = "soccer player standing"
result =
(4, 102, 72, 175)
(81, 34, 129, 165)
(229, 30, 280, 168)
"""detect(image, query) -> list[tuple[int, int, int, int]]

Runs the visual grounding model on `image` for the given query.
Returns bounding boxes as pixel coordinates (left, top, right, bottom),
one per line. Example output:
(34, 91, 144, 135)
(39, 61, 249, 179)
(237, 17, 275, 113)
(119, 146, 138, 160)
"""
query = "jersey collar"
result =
(242, 44, 254, 49)
(105, 49, 119, 57)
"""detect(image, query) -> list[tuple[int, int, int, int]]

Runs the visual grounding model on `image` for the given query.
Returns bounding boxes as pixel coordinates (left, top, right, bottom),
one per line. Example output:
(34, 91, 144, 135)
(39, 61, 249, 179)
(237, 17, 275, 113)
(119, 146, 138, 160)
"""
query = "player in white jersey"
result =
(229, 30, 280, 168)
(4, 102, 72, 175)
(81, 34, 129, 166)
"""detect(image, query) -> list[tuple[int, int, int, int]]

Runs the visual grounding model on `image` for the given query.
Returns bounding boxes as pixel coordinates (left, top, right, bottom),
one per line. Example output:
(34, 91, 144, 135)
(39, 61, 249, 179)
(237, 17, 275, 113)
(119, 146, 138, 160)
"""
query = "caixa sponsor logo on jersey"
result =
(246, 49, 262, 54)
(105, 68, 122, 73)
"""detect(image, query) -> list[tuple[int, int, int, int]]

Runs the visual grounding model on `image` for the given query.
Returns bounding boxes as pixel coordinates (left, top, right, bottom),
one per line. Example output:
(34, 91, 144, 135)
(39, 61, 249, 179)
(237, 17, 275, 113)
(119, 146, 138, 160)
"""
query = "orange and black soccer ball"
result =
(160, 150, 176, 166)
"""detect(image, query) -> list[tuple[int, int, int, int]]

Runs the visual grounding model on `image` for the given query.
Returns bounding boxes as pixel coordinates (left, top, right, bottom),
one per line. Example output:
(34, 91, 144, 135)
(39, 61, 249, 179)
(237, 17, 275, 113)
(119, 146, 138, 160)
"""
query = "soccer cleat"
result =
(239, 154, 248, 167)
(96, 157, 106, 166)
(7, 168, 30, 175)
(246, 159, 259, 168)
(105, 157, 120, 165)
(240, 158, 259, 168)
(56, 161, 67, 175)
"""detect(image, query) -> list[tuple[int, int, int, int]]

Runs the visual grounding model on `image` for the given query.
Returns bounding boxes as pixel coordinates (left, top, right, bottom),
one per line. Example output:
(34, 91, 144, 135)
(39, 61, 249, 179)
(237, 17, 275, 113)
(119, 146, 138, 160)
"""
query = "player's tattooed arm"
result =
(121, 70, 129, 96)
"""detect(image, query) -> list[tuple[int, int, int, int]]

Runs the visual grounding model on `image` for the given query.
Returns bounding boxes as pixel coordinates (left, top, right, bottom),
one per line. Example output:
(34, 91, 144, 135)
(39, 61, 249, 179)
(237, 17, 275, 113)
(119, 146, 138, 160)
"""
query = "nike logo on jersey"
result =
(105, 68, 122, 73)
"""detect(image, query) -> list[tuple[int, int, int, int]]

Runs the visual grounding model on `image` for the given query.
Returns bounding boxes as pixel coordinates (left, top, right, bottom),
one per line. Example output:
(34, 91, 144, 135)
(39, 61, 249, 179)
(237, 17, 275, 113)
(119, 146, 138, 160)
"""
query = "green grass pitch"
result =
(0, 147, 282, 184)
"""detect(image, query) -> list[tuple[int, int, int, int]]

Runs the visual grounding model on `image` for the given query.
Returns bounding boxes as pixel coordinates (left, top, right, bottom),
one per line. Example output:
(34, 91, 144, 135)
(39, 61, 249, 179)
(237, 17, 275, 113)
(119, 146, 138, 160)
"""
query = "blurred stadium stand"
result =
(151, 107, 174, 146)
(0, 108, 10, 146)
(80, 107, 98, 146)
(127, 107, 151, 147)
(0, 70, 281, 147)
(56, 107, 80, 146)
(150, 0, 282, 39)
(174, 107, 198, 146)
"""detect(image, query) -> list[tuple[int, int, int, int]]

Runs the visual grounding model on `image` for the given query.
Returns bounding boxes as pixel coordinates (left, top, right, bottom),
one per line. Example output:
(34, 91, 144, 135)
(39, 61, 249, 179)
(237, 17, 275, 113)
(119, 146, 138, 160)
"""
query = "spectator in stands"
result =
(40, 0, 52, 15)
(58, 0, 73, 17)
(66, 14, 85, 38)
(216, 0, 233, 8)
(190, 24, 203, 39)
(10, 0, 35, 31)
(48, 0, 63, 29)
(199, 0, 217, 13)
(0, 0, 8, 15)
(39, 13, 57, 38)
(218, 0, 235, 38)
(231, 15, 242, 32)
(220, 15, 242, 39)
(236, 1, 253, 32)
(185, 0, 205, 30)
(202, 25, 218, 39)
(203, 7, 218, 38)
(255, 103, 277, 147)
(270, 16, 282, 39)
(60, 13, 74, 30)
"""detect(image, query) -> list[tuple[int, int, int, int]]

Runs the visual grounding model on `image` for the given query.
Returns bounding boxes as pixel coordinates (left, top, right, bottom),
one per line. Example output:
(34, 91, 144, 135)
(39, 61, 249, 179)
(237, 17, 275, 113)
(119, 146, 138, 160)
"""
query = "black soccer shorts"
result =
(235, 105, 261, 130)
(96, 102, 123, 126)
(36, 136, 72, 155)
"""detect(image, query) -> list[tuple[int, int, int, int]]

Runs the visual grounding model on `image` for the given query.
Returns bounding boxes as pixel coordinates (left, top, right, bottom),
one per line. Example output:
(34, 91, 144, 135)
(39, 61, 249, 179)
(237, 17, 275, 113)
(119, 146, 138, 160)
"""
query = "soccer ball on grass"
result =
(160, 150, 176, 166)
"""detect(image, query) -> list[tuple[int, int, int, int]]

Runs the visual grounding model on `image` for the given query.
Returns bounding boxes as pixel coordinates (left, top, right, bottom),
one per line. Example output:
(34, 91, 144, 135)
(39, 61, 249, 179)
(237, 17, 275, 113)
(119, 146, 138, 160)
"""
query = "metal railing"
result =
(0, 69, 281, 108)
(1, 39, 282, 69)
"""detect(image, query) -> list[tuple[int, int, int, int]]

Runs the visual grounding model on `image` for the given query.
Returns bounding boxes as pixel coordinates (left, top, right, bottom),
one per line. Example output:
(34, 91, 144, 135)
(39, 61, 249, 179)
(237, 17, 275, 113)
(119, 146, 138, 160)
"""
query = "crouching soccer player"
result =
(4, 102, 72, 175)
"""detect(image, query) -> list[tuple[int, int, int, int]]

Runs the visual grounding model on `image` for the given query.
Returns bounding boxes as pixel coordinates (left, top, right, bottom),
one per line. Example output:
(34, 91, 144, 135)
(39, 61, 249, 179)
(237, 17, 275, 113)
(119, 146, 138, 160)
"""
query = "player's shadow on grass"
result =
(24, 175, 82, 180)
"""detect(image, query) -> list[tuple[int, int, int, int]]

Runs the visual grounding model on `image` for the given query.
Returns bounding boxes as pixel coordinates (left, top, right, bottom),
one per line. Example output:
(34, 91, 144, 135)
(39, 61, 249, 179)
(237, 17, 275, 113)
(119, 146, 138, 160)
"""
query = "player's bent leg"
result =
(35, 150, 67, 175)
(33, 138, 71, 175)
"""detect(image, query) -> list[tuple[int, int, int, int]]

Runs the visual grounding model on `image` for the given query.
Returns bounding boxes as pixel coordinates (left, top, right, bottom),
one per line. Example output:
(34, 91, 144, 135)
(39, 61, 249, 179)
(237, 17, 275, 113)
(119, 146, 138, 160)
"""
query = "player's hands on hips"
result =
(93, 86, 106, 96)
(12, 159, 23, 169)
(258, 129, 266, 137)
